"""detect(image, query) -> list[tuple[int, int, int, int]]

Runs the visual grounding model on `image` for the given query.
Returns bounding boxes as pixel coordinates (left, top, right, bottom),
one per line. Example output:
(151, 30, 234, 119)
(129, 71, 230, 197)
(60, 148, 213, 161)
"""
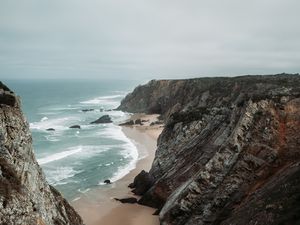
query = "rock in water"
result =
(104, 179, 111, 184)
(69, 125, 81, 129)
(81, 109, 94, 112)
(46, 128, 55, 131)
(90, 115, 112, 124)
(0, 83, 83, 225)
(114, 197, 138, 204)
(118, 74, 300, 225)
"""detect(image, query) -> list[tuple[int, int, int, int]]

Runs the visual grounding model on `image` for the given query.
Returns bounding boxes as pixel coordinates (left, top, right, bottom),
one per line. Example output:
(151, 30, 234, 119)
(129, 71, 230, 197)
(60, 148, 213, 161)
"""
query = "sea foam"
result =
(80, 95, 124, 107)
(97, 125, 139, 183)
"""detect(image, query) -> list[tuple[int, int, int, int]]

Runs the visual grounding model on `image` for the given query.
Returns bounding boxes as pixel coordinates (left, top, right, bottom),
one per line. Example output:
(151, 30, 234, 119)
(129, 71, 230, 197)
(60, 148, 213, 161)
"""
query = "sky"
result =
(0, 0, 299, 80)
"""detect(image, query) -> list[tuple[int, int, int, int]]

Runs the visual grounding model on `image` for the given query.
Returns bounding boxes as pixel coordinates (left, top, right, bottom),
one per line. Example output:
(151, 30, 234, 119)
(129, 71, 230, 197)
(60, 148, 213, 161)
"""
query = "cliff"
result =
(0, 82, 83, 225)
(118, 74, 300, 225)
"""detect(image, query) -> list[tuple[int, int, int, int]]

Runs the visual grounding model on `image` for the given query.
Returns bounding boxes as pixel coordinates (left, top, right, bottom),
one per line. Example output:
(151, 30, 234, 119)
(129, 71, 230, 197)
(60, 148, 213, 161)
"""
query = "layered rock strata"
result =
(118, 74, 300, 225)
(0, 82, 83, 225)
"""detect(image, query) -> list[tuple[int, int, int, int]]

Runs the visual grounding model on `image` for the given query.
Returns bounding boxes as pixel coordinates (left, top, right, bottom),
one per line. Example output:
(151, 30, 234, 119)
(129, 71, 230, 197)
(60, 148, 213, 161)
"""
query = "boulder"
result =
(131, 170, 154, 195)
(150, 120, 163, 126)
(46, 128, 55, 131)
(134, 119, 143, 125)
(104, 179, 111, 184)
(114, 197, 137, 204)
(69, 125, 81, 129)
(90, 115, 112, 124)
(119, 120, 134, 126)
(81, 109, 94, 112)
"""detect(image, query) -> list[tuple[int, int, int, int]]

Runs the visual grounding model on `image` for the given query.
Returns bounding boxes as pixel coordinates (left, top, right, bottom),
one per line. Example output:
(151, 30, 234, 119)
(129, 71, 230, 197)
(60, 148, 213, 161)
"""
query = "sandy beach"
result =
(72, 114, 163, 225)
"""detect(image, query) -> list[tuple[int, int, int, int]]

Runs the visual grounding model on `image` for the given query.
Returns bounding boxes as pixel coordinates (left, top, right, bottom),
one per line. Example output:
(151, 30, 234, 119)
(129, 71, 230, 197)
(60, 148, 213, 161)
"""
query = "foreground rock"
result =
(118, 74, 300, 225)
(69, 125, 81, 129)
(90, 115, 112, 124)
(0, 82, 83, 225)
(114, 197, 138, 204)
(129, 170, 154, 195)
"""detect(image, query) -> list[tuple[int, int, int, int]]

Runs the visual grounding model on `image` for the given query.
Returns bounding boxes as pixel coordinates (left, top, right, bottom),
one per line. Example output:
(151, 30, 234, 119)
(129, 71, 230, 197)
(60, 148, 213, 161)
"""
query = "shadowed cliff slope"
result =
(118, 74, 300, 225)
(0, 82, 83, 225)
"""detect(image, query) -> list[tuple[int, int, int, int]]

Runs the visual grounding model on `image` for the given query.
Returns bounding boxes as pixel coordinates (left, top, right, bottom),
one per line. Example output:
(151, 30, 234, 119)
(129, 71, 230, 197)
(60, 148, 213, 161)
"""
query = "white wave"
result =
(45, 135, 60, 142)
(30, 116, 78, 131)
(97, 125, 130, 142)
(45, 166, 82, 185)
(97, 125, 139, 184)
(47, 106, 81, 111)
(80, 95, 124, 106)
(41, 116, 48, 122)
(38, 145, 112, 165)
(78, 188, 90, 193)
(38, 147, 83, 165)
(72, 197, 81, 202)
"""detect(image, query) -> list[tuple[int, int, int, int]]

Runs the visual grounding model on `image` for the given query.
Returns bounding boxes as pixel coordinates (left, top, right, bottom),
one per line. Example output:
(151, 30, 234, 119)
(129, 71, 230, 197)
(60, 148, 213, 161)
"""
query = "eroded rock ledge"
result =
(118, 74, 300, 225)
(0, 82, 83, 225)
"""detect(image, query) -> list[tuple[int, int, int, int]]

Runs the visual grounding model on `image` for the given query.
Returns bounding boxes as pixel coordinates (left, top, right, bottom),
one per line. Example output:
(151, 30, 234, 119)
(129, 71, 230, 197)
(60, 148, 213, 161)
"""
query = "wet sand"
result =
(72, 114, 163, 225)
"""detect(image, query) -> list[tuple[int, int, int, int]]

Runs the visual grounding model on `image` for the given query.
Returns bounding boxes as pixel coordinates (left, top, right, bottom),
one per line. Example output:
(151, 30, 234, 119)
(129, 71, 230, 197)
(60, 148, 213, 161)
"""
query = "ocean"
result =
(3, 79, 143, 200)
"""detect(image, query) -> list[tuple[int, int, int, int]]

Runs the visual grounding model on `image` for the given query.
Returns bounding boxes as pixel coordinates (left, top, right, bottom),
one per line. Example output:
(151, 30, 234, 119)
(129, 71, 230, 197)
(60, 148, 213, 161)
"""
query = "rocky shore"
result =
(1, 73, 300, 225)
(118, 74, 300, 225)
(0, 82, 83, 225)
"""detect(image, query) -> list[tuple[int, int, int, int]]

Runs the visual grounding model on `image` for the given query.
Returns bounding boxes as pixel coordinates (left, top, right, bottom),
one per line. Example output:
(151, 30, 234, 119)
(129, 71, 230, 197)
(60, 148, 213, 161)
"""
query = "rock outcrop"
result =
(69, 125, 81, 129)
(90, 115, 112, 124)
(118, 74, 300, 225)
(0, 82, 83, 225)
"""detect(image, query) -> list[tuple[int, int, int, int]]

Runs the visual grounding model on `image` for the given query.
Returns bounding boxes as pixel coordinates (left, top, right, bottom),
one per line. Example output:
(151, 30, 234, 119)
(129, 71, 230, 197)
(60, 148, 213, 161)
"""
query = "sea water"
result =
(4, 79, 142, 200)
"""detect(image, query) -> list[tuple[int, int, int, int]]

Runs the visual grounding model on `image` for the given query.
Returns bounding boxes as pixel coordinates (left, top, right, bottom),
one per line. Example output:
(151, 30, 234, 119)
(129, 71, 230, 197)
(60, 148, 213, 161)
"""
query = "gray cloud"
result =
(0, 0, 299, 80)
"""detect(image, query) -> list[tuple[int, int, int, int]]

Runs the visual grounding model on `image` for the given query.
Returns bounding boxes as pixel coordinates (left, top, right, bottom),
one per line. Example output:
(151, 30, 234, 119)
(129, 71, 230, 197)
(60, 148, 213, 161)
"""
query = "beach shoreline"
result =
(72, 114, 163, 225)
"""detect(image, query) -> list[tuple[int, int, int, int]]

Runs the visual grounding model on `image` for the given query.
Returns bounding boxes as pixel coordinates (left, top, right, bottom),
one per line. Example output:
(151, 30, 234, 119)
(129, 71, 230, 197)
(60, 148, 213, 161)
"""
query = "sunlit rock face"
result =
(0, 82, 83, 225)
(119, 74, 300, 225)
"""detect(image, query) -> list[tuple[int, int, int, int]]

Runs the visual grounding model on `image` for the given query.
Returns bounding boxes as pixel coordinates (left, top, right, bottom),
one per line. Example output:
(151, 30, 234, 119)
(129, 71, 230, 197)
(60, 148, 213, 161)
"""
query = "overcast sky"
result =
(0, 0, 299, 80)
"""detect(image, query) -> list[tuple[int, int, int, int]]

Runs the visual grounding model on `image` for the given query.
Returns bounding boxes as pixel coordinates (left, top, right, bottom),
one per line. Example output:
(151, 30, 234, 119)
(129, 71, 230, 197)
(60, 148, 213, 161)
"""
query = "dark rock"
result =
(119, 74, 300, 225)
(119, 120, 134, 126)
(0, 82, 83, 224)
(131, 170, 154, 195)
(128, 183, 135, 188)
(69, 125, 81, 129)
(81, 109, 94, 112)
(134, 119, 142, 125)
(0, 86, 16, 107)
(150, 121, 163, 126)
(153, 209, 160, 215)
(104, 179, 111, 184)
(46, 128, 55, 131)
(90, 115, 112, 124)
(114, 197, 137, 204)
(141, 119, 149, 123)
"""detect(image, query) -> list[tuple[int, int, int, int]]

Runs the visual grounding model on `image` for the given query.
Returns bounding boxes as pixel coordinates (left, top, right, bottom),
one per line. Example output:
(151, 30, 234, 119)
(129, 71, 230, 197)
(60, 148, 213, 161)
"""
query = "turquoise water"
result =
(3, 79, 142, 200)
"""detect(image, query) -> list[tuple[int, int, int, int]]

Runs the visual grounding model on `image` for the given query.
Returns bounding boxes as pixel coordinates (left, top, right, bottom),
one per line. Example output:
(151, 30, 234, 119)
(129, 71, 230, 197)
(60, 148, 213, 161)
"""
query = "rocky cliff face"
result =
(0, 82, 83, 225)
(118, 74, 300, 225)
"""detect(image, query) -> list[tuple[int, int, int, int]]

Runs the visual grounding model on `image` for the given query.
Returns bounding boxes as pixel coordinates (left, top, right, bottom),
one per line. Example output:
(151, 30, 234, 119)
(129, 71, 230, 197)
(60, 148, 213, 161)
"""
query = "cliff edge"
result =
(0, 82, 83, 225)
(118, 74, 300, 225)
